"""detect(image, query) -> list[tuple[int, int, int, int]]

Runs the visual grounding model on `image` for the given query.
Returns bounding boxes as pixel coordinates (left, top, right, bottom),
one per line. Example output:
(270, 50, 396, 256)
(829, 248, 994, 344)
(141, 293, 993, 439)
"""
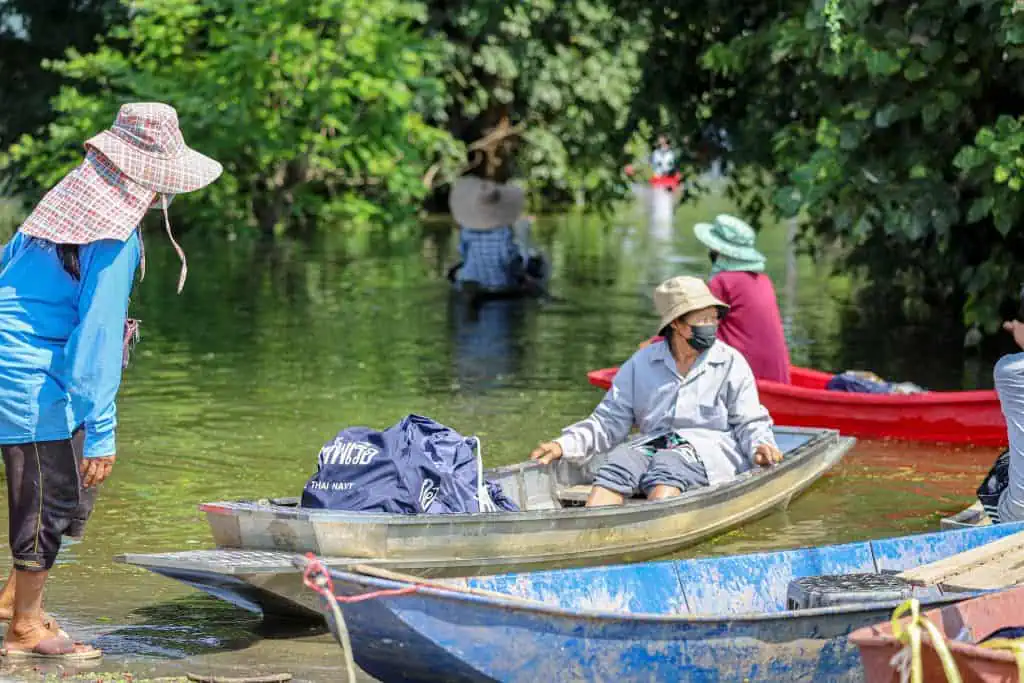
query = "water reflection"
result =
(0, 194, 1008, 680)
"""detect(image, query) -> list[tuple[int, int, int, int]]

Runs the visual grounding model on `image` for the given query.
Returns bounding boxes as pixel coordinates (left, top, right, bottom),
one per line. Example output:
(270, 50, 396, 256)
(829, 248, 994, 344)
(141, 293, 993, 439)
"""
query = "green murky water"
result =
(0, 193, 1003, 681)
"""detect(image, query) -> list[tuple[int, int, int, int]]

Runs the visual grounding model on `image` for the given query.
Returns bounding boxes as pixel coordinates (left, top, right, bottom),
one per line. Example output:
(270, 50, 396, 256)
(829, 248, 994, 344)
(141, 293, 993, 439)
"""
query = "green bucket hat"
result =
(693, 214, 766, 273)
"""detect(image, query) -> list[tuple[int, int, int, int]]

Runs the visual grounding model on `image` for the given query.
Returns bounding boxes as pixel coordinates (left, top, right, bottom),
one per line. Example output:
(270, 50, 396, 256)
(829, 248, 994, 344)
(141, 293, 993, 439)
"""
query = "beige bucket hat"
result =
(449, 176, 526, 230)
(653, 276, 729, 333)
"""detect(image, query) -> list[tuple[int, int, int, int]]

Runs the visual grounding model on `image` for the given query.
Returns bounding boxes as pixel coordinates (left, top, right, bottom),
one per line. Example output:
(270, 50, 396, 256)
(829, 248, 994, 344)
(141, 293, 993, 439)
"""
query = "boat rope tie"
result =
(889, 598, 962, 683)
(301, 553, 423, 683)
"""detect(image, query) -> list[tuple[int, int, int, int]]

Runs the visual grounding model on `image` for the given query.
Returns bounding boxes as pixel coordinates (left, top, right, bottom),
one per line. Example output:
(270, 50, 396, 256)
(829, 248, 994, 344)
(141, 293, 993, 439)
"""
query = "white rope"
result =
(476, 438, 497, 512)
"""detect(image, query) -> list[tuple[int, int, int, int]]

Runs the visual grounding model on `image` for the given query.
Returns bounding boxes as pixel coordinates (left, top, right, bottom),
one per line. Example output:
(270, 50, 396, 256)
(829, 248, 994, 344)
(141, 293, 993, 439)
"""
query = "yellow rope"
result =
(978, 637, 1024, 678)
(889, 599, 962, 683)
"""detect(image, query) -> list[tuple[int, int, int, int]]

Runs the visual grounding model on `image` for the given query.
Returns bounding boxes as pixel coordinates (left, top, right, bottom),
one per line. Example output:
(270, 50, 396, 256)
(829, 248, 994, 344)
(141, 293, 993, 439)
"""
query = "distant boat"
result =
(589, 365, 1007, 446)
(291, 523, 1024, 682)
(631, 177, 681, 224)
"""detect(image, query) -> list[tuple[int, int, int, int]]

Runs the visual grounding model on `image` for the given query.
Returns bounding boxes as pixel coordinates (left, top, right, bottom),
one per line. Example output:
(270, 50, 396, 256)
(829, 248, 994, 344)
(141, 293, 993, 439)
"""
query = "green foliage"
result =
(3, 0, 462, 236)
(0, 197, 23, 242)
(0, 0, 128, 153)
(426, 0, 648, 205)
(643, 0, 1024, 332)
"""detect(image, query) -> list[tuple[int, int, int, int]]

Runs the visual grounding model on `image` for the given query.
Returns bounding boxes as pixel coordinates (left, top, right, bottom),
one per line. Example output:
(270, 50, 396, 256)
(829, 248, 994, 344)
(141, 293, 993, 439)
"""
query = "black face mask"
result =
(686, 324, 718, 352)
(709, 251, 719, 265)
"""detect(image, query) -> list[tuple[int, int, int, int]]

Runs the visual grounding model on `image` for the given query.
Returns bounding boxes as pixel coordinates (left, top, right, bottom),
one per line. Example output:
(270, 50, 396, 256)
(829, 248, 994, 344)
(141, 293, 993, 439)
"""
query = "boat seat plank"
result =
(555, 485, 654, 506)
(897, 529, 1024, 588)
(556, 485, 593, 503)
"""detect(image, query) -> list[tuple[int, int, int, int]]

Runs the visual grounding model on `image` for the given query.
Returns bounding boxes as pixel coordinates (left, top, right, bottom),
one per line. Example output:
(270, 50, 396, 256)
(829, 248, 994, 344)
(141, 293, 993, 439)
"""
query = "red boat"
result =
(649, 173, 681, 190)
(586, 365, 1007, 446)
(851, 585, 1024, 682)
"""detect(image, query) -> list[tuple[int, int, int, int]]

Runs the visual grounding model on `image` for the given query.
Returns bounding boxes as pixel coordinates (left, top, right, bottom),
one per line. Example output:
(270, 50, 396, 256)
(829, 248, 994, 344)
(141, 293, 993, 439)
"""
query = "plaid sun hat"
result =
(20, 103, 221, 245)
(19, 150, 157, 245)
(19, 102, 222, 292)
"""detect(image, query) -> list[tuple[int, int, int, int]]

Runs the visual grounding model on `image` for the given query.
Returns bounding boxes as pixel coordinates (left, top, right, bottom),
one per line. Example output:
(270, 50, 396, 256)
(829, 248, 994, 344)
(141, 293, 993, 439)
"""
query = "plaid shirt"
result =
(457, 227, 522, 290)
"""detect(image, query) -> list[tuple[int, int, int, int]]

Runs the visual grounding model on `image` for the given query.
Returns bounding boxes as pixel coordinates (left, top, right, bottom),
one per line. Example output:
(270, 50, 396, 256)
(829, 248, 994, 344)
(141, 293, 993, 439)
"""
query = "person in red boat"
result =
(693, 214, 791, 384)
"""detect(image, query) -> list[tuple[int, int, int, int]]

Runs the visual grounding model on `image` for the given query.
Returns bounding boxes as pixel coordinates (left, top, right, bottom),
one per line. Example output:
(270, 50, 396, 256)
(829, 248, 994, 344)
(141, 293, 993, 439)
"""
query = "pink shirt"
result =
(708, 271, 791, 384)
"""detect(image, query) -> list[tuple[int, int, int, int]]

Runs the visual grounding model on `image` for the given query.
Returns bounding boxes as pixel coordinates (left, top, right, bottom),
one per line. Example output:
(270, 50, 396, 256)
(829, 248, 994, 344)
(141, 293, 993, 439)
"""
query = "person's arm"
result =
(725, 354, 779, 462)
(555, 371, 635, 461)
(64, 236, 141, 460)
(532, 358, 637, 464)
(708, 274, 727, 299)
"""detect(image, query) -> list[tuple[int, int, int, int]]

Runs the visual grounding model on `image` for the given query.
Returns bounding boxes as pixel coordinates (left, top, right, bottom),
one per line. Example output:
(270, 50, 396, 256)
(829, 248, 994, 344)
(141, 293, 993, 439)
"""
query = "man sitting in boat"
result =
(530, 276, 783, 507)
(447, 175, 543, 297)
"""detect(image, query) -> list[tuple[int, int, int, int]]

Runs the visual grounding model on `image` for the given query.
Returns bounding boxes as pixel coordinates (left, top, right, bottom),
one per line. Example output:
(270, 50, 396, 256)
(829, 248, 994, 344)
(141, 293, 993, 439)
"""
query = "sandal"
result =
(1, 635, 102, 661)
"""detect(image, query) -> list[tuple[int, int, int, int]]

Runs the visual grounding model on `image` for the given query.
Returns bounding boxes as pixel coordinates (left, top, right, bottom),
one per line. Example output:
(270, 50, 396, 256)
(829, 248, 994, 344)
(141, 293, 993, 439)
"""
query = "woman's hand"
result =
(753, 444, 783, 467)
(81, 455, 116, 488)
(530, 441, 563, 465)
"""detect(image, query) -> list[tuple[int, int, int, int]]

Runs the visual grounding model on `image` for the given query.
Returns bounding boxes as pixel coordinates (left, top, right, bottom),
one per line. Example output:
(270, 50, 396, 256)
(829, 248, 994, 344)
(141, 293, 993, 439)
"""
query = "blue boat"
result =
(307, 522, 1024, 683)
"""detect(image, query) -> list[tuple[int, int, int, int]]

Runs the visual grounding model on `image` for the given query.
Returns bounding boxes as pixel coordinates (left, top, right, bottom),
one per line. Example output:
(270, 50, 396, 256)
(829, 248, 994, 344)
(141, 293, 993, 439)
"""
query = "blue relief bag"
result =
(300, 414, 518, 514)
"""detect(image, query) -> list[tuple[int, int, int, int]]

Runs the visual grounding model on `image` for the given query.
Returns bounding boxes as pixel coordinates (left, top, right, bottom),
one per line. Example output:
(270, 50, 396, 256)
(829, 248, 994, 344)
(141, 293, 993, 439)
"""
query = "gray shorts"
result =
(592, 435, 709, 497)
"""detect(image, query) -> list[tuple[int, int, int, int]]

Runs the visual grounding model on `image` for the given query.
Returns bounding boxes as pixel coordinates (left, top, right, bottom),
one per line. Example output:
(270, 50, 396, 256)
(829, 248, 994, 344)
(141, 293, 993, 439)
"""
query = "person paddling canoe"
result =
(0, 103, 221, 660)
(447, 176, 545, 299)
(530, 276, 782, 507)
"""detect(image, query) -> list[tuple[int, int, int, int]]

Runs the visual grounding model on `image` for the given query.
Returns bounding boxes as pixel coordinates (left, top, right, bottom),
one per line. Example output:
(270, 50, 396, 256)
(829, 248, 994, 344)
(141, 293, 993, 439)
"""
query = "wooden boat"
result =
(180, 427, 851, 577)
(588, 365, 1007, 446)
(851, 584, 1024, 682)
(276, 523, 1024, 682)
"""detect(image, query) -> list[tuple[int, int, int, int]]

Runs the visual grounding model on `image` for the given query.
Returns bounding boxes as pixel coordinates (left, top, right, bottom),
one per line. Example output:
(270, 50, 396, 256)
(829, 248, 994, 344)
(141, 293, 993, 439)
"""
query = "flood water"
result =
(0, 192, 1006, 681)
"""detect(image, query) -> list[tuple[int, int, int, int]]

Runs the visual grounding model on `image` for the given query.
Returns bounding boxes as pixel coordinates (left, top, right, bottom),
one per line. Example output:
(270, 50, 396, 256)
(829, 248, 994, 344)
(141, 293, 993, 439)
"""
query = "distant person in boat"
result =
(650, 135, 676, 177)
(0, 103, 221, 660)
(694, 214, 792, 384)
(529, 276, 783, 507)
(448, 176, 545, 298)
(979, 318, 1024, 523)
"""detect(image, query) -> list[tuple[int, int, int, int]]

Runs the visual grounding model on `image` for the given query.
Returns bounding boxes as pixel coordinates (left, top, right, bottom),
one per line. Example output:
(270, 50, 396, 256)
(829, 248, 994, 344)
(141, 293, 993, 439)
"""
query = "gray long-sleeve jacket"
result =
(555, 340, 777, 485)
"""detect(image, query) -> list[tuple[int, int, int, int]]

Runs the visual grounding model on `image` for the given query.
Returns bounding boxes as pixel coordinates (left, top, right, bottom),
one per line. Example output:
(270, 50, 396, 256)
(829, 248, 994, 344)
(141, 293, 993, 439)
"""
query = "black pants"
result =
(1, 430, 97, 571)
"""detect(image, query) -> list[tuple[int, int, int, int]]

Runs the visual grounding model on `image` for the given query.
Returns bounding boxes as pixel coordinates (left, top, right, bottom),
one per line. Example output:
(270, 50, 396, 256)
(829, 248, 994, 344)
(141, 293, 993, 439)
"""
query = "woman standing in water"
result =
(0, 103, 221, 660)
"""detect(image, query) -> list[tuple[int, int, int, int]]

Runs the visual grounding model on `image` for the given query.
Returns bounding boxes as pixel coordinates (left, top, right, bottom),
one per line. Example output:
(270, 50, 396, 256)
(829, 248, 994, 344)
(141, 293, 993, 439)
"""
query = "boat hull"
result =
(198, 429, 852, 575)
(118, 524, 1024, 681)
(588, 366, 1006, 446)
(312, 522, 1024, 682)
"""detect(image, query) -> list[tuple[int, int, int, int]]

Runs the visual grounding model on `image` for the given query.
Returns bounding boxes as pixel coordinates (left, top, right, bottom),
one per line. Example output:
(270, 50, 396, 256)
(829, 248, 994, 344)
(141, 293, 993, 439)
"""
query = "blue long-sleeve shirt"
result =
(0, 231, 140, 458)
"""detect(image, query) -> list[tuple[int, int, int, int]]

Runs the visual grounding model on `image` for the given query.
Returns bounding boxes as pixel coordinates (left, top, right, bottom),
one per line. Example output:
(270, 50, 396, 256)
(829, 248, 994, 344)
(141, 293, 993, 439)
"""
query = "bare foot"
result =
(0, 611, 64, 637)
(4, 619, 55, 652)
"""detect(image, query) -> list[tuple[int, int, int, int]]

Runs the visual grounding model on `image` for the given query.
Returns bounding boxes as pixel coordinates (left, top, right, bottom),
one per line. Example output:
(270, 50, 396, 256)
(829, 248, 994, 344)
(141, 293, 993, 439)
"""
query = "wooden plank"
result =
(897, 529, 1024, 586)
(556, 484, 593, 503)
(939, 550, 1024, 592)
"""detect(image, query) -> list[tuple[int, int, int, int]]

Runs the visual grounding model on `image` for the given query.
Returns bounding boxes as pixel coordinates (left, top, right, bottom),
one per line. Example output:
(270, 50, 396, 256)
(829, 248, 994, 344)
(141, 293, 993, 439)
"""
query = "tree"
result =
(0, 0, 128, 154)
(3, 0, 461, 237)
(632, 0, 1024, 333)
(423, 0, 649, 205)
